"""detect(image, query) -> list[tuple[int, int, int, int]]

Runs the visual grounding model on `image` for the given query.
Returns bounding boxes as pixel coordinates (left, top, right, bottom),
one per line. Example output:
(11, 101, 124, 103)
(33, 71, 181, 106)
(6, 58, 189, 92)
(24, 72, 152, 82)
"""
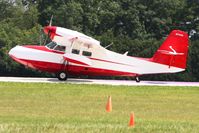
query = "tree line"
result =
(0, 0, 199, 81)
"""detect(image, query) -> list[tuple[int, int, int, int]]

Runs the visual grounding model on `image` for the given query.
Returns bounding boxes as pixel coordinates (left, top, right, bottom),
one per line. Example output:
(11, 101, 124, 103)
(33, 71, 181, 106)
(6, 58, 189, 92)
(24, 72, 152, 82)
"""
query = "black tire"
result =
(135, 76, 140, 83)
(57, 72, 68, 81)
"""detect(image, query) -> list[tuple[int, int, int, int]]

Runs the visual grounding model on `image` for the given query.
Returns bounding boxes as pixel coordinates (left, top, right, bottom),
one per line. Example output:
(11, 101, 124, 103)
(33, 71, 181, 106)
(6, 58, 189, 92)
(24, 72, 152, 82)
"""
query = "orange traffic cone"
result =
(129, 112, 135, 127)
(106, 96, 112, 112)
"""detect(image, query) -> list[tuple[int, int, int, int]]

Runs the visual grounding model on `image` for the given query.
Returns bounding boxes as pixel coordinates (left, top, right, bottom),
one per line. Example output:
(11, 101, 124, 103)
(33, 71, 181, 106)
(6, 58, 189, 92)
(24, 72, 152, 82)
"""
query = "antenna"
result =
(43, 15, 53, 45)
(105, 42, 113, 49)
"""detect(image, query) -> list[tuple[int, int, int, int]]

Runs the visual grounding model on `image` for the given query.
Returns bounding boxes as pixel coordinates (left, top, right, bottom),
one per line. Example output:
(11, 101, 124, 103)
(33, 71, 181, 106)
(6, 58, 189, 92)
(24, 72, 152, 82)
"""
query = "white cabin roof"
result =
(55, 27, 100, 47)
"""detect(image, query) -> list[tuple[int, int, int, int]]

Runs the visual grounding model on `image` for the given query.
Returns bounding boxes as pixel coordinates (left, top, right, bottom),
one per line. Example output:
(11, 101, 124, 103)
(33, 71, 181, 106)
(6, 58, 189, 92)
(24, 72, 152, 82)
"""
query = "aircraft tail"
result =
(152, 30, 189, 69)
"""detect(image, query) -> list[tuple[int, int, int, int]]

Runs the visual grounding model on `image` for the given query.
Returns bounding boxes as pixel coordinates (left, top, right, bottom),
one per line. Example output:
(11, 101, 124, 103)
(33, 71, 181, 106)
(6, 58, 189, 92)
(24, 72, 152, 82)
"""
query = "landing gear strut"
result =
(57, 71, 68, 81)
(135, 76, 140, 83)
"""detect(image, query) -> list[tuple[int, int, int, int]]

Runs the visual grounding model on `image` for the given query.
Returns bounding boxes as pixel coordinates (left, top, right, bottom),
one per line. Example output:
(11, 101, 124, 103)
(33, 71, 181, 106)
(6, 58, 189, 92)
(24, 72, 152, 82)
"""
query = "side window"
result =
(54, 45, 66, 52)
(82, 51, 92, 57)
(72, 49, 80, 54)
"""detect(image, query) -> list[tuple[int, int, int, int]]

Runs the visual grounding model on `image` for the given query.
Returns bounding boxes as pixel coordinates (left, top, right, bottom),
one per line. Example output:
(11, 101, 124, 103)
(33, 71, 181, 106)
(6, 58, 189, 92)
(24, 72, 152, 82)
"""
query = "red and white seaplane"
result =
(9, 24, 189, 82)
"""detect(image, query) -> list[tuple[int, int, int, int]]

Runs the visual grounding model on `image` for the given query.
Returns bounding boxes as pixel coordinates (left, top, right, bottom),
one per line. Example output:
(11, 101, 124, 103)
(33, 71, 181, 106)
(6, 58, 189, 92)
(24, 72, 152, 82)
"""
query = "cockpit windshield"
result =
(46, 41, 66, 52)
(46, 42, 57, 49)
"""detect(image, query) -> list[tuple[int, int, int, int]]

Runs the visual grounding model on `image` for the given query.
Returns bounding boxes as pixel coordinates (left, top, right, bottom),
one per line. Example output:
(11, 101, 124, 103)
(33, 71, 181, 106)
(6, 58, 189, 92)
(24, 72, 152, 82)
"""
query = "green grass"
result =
(0, 82, 198, 133)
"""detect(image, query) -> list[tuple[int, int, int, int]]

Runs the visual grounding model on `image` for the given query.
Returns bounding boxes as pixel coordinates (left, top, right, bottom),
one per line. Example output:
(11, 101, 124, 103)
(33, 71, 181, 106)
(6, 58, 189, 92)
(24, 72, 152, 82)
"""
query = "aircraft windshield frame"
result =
(46, 41, 57, 49)
(46, 41, 66, 52)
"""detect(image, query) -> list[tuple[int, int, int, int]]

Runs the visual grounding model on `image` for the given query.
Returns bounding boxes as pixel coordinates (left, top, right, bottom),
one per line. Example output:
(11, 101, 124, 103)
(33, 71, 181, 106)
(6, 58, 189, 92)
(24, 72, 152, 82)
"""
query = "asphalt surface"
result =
(0, 77, 198, 86)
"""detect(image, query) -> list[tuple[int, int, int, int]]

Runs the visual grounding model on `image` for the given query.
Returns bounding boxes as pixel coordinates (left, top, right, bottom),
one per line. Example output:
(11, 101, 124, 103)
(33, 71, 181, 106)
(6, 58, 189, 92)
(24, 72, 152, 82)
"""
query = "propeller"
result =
(43, 15, 54, 45)
(49, 15, 53, 26)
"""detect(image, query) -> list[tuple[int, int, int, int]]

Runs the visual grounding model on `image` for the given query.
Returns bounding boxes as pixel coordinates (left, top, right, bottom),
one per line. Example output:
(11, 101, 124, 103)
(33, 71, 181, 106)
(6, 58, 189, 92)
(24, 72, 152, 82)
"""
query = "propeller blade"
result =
(49, 15, 53, 26)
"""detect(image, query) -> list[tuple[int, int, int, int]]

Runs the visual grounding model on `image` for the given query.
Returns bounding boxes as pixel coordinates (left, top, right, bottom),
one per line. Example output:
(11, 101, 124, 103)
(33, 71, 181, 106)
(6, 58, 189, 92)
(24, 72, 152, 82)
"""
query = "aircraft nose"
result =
(8, 46, 20, 58)
(8, 45, 25, 59)
(8, 46, 17, 57)
(8, 45, 31, 66)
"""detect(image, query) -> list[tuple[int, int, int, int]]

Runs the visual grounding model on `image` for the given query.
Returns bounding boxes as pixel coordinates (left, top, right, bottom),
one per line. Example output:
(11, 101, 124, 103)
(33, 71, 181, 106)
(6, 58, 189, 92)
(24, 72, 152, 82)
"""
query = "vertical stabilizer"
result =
(152, 30, 189, 69)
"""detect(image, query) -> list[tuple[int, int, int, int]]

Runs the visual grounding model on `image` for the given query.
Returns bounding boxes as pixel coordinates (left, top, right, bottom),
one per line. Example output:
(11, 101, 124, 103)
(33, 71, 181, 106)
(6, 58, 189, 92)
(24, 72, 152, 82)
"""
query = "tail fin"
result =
(152, 30, 189, 69)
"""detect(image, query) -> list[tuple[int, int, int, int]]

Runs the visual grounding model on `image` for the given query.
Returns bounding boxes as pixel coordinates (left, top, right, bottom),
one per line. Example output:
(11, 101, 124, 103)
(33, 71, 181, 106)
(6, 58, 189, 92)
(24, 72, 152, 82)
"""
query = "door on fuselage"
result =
(45, 41, 68, 72)
(65, 40, 93, 75)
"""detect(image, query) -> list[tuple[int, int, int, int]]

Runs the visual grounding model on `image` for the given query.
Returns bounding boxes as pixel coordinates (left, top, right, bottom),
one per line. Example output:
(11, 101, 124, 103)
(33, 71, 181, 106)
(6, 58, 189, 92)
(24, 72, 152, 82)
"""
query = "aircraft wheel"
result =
(135, 76, 140, 83)
(57, 72, 68, 81)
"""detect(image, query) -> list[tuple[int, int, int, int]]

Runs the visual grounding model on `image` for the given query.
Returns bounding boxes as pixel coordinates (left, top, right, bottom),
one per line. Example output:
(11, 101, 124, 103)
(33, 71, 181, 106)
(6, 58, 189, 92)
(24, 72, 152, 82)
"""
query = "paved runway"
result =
(0, 77, 198, 86)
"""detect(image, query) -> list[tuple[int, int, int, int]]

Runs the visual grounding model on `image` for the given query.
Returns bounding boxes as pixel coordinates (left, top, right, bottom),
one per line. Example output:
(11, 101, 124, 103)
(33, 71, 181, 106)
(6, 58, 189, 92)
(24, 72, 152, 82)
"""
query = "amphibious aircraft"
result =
(9, 25, 189, 82)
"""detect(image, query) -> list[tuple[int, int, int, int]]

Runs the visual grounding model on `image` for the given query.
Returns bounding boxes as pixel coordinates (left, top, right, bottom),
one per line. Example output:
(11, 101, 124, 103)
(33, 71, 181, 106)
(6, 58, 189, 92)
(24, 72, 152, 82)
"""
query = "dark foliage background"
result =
(0, 0, 198, 81)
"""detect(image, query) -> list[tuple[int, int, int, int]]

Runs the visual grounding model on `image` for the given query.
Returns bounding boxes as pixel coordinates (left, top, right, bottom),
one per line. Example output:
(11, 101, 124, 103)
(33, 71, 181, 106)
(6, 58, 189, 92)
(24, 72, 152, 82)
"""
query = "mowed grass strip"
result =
(0, 82, 198, 133)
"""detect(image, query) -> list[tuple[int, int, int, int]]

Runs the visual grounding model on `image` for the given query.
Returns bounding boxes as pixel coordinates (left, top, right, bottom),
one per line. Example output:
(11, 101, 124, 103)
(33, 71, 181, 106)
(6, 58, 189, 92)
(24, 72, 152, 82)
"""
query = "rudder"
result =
(152, 30, 189, 69)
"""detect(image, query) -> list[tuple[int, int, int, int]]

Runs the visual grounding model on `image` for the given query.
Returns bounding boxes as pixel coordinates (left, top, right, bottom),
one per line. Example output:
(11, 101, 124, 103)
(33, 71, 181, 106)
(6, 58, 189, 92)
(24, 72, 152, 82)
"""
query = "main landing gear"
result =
(135, 76, 140, 83)
(57, 71, 68, 81)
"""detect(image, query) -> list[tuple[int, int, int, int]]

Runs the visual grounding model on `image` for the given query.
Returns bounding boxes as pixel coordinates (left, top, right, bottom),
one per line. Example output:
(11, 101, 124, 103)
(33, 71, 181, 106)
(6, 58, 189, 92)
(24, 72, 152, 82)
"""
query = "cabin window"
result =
(54, 45, 66, 52)
(46, 41, 57, 49)
(72, 49, 80, 54)
(82, 51, 92, 57)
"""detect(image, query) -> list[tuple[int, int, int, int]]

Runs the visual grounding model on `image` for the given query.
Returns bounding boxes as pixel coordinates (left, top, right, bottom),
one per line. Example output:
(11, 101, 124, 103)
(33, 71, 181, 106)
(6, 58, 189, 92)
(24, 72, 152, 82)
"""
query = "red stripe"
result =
(63, 57, 89, 66)
(68, 65, 136, 76)
(90, 57, 135, 67)
(22, 45, 142, 68)
(23, 45, 135, 67)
